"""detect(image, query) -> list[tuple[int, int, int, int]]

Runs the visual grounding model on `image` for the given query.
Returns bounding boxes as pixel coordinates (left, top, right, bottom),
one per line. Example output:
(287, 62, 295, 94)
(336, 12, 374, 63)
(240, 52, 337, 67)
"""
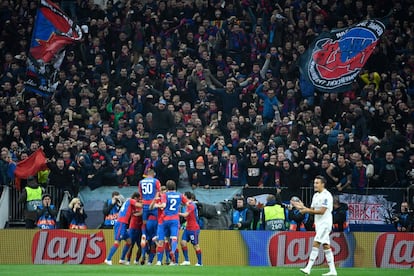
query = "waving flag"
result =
(25, 0, 82, 96)
(299, 19, 385, 93)
(13, 148, 48, 190)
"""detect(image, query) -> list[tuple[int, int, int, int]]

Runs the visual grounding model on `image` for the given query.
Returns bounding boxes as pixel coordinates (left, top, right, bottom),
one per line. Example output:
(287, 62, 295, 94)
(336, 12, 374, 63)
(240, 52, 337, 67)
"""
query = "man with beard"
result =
(243, 152, 264, 188)
(155, 154, 178, 185)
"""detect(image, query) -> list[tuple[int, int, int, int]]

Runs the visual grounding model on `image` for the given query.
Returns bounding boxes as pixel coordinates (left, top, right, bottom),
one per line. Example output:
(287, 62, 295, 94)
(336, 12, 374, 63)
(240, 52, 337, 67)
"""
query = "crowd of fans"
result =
(0, 0, 414, 229)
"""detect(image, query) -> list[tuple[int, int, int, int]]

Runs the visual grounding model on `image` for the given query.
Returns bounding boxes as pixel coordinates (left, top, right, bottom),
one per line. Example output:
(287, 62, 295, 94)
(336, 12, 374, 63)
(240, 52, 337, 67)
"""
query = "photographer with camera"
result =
(101, 191, 125, 229)
(393, 201, 413, 232)
(65, 197, 88, 229)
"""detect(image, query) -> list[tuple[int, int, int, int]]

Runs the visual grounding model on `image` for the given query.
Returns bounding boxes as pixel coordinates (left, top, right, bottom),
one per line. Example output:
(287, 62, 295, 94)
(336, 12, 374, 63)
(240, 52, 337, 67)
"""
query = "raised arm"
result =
(255, 84, 267, 100)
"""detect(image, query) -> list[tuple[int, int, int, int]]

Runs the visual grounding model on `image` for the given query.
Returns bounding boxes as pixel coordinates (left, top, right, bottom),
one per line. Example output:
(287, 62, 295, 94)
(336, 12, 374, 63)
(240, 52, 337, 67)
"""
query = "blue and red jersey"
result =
(129, 206, 143, 230)
(185, 202, 200, 231)
(153, 197, 164, 224)
(161, 191, 188, 221)
(117, 198, 137, 224)
(139, 177, 161, 205)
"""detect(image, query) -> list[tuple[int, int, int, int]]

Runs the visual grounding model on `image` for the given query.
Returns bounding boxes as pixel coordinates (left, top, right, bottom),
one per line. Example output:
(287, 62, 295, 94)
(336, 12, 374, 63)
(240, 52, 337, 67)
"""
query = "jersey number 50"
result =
(141, 182, 153, 194)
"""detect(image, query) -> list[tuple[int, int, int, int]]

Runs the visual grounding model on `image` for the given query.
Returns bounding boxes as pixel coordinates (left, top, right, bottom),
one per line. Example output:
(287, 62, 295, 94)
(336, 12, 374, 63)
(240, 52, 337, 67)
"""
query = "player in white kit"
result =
(291, 175, 337, 276)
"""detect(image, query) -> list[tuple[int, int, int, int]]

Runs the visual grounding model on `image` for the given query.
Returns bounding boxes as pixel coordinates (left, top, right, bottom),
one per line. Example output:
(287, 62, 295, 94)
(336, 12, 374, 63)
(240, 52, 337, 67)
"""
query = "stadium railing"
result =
(5, 184, 411, 229)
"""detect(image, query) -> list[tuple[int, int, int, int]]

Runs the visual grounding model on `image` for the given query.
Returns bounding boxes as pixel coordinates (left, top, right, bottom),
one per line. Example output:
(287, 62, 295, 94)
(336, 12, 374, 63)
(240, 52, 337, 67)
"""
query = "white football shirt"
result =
(311, 188, 333, 228)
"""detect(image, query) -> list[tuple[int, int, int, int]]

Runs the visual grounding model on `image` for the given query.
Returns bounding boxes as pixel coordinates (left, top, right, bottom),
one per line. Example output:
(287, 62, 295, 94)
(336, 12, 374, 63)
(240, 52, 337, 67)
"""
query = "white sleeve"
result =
(321, 192, 332, 208)
(310, 194, 316, 208)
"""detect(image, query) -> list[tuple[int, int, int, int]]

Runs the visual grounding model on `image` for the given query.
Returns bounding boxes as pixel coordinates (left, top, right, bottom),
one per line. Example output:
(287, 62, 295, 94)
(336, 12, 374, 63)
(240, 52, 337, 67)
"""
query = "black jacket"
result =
(151, 106, 174, 135)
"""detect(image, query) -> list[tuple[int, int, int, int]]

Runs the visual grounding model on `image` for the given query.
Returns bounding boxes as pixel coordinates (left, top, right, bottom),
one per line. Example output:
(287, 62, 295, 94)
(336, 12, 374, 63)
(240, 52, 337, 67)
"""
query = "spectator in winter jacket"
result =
(87, 159, 106, 190)
(332, 197, 350, 232)
(155, 153, 178, 186)
(47, 158, 76, 196)
(279, 159, 302, 200)
(150, 98, 174, 136)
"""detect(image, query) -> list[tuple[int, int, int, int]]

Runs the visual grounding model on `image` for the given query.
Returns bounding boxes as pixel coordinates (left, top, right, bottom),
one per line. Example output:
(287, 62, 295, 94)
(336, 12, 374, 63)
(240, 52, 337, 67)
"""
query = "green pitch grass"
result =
(1, 265, 412, 276)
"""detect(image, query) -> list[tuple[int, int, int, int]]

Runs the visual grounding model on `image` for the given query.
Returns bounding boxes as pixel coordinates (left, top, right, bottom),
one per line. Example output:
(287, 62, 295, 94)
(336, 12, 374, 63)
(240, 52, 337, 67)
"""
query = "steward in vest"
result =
(18, 176, 44, 229)
(261, 194, 286, 230)
(101, 191, 125, 229)
(231, 196, 253, 230)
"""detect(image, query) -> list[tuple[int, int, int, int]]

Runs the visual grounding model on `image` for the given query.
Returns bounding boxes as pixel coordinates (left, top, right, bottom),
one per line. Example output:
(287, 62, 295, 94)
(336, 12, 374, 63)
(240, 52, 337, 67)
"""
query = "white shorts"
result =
(314, 226, 331, 245)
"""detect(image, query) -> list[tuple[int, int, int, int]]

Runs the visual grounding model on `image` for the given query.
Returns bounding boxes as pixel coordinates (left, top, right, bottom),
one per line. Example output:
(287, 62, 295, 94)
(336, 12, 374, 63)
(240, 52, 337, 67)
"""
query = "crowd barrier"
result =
(244, 186, 411, 231)
(6, 185, 67, 227)
(0, 229, 412, 268)
(4, 185, 411, 230)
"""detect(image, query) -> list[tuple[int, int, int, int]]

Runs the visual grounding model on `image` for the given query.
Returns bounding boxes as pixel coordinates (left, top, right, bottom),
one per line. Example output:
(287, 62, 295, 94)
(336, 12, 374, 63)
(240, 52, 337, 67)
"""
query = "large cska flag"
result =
(25, 0, 82, 96)
(13, 148, 48, 190)
(299, 19, 385, 93)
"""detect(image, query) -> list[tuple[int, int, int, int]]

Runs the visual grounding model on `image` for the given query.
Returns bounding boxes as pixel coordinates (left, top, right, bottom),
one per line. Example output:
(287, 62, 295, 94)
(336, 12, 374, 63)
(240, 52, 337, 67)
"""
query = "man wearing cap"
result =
(87, 159, 106, 190)
(89, 142, 104, 162)
(18, 176, 44, 228)
(102, 155, 124, 187)
(177, 160, 196, 191)
(156, 134, 166, 151)
(368, 135, 380, 145)
(150, 97, 174, 137)
(193, 156, 210, 189)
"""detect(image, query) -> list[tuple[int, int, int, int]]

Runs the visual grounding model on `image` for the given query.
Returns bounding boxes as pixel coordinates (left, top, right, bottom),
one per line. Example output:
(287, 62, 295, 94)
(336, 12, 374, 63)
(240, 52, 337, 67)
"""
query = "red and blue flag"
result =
(299, 19, 385, 93)
(25, 0, 82, 96)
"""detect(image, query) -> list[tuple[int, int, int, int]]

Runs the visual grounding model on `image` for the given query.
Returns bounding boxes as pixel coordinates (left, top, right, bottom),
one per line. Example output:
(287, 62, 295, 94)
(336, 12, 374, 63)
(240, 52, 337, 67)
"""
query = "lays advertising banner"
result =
(241, 231, 355, 267)
(374, 233, 414, 268)
(0, 230, 413, 268)
(31, 230, 106, 264)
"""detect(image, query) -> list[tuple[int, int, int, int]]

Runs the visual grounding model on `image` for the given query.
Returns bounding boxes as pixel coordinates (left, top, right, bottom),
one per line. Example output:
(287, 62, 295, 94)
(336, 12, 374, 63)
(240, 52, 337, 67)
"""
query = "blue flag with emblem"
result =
(299, 19, 386, 93)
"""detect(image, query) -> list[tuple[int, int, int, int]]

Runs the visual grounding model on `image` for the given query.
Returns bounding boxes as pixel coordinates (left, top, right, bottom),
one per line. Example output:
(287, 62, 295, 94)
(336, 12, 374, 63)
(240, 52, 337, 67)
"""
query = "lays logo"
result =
(31, 230, 106, 264)
(268, 232, 354, 267)
(375, 233, 414, 268)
